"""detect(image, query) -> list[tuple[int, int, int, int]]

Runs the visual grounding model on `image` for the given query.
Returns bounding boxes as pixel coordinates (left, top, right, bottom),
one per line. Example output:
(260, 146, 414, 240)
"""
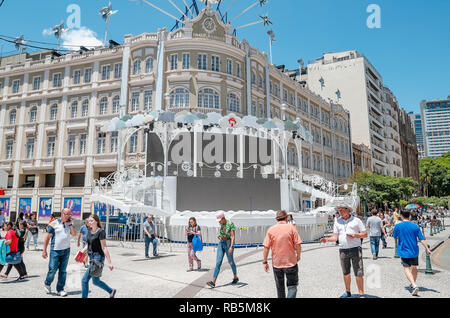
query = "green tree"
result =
(419, 152, 450, 197)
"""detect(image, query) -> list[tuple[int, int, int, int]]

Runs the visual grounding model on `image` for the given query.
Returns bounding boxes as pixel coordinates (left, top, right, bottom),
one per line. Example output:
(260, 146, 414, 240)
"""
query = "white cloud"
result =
(42, 26, 103, 50)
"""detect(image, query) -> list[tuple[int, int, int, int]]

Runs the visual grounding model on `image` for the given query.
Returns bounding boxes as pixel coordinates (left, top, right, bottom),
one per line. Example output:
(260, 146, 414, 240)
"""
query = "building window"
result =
(131, 92, 140, 112)
(80, 134, 87, 155)
(226, 59, 233, 75)
(129, 133, 138, 153)
(114, 63, 122, 79)
(5, 140, 13, 160)
(97, 133, 106, 154)
(50, 104, 58, 120)
(73, 70, 81, 85)
(29, 106, 37, 123)
(33, 77, 41, 91)
(68, 135, 76, 156)
(70, 101, 78, 118)
(26, 138, 35, 159)
(110, 132, 118, 153)
(145, 58, 154, 73)
(182, 54, 190, 70)
(170, 54, 178, 71)
(197, 54, 207, 70)
(251, 101, 257, 116)
(112, 96, 120, 113)
(9, 110, 16, 125)
(12, 80, 20, 94)
(258, 75, 264, 88)
(251, 72, 256, 84)
(198, 88, 219, 109)
(169, 88, 189, 108)
(236, 63, 241, 78)
(53, 74, 62, 88)
(144, 91, 152, 110)
(133, 60, 141, 75)
(82, 99, 89, 117)
(211, 56, 220, 72)
(227, 93, 240, 113)
(84, 68, 92, 83)
(259, 104, 265, 118)
(101, 65, 111, 81)
(99, 97, 108, 115)
(47, 137, 55, 157)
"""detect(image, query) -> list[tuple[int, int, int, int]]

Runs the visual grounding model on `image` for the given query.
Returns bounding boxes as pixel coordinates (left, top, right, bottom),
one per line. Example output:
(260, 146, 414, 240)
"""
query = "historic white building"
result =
(0, 6, 352, 222)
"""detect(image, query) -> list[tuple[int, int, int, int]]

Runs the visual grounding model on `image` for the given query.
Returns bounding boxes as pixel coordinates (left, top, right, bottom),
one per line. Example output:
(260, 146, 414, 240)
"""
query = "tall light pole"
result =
(267, 29, 275, 65)
(99, 1, 118, 47)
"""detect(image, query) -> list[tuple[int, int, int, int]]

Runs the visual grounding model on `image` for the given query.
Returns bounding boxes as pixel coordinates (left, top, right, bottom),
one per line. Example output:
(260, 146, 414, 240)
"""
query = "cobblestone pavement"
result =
(1, 226, 449, 298)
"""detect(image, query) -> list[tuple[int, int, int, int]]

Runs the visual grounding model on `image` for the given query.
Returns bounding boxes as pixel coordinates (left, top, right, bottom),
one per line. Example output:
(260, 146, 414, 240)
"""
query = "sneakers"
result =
(44, 285, 51, 294)
(373, 255, 377, 260)
(206, 281, 215, 288)
(412, 287, 419, 296)
(231, 277, 239, 285)
(58, 290, 68, 297)
(340, 292, 352, 298)
(110, 289, 117, 298)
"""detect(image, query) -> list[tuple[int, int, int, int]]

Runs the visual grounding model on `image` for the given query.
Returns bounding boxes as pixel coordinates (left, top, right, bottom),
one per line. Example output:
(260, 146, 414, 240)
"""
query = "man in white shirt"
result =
(321, 204, 368, 298)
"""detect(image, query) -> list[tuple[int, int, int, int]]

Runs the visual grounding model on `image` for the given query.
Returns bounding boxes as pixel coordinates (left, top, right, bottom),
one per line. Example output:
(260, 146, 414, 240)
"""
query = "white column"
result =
(2, 76, 9, 99)
(155, 29, 167, 111)
(245, 45, 252, 116)
(12, 100, 27, 189)
(120, 38, 131, 118)
(55, 95, 68, 189)
(0, 105, 6, 160)
(85, 91, 98, 188)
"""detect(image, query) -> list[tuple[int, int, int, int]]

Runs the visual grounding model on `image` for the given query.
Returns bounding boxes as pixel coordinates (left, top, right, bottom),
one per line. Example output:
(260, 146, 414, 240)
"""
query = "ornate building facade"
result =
(0, 7, 352, 221)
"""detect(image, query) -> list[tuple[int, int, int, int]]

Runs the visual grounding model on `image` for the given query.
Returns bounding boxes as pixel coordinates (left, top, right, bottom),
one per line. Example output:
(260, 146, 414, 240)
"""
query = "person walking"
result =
(366, 209, 383, 260)
(80, 214, 116, 298)
(77, 218, 90, 267)
(26, 213, 39, 251)
(393, 210, 432, 297)
(42, 208, 77, 297)
(262, 210, 302, 298)
(0, 222, 28, 279)
(386, 211, 394, 236)
(378, 212, 389, 249)
(143, 215, 158, 258)
(206, 212, 239, 288)
(320, 204, 368, 298)
(185, 217, 202, 272)
(0, 209, 6, 228)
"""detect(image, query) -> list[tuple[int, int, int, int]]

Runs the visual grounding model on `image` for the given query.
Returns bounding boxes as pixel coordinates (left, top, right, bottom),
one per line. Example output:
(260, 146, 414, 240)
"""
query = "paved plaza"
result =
(1, 225, 449, 299)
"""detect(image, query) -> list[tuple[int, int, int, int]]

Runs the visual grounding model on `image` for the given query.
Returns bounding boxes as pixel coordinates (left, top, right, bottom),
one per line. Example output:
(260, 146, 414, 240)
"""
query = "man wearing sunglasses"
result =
(42, 208, 77, 297)
(321, 204, 368, 298)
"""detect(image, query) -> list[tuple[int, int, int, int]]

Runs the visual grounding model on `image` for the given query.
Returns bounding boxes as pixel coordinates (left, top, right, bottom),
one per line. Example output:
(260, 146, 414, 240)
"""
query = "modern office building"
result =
(408, 112, 425, 158)
(420, 97, 450, 158)
(399, 109, 420, 182)
(306, 50, 402, 176)
(0, 6, 352, 221)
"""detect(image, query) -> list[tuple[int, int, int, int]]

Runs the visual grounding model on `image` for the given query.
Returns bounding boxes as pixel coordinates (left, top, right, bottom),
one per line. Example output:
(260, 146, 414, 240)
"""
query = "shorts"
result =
(339, 247, 364, 277)
(401, 257, 419, 268)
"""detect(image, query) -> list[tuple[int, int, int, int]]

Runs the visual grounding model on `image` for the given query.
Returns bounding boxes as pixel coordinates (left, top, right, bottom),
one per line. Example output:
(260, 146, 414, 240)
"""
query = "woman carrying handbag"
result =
(80, 214, 116, 298)
(185, 217, 202, 272)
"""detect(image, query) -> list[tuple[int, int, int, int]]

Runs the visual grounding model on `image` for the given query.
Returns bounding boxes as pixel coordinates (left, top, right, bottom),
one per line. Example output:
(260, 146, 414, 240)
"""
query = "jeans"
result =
(370, 236, 381, 257)
(44, 248, 70, 292)
(26, 232, 38, 249)
(145, 235, 158, 256)
(81, 253, 113, 298)
(273, 265, 299, 298)
(380, 234, 387, 248)
(213, 240, 237, 279)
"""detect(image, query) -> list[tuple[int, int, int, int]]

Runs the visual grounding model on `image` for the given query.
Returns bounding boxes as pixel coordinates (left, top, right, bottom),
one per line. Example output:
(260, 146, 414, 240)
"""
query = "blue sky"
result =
(0, 0, 449, 113)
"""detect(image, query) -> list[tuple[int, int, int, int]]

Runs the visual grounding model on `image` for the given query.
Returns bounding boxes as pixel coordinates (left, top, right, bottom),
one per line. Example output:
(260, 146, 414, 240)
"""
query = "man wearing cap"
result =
(206, 212, 239, 288)
(320, 204, 368, 298)
(263, 210, 302, 298)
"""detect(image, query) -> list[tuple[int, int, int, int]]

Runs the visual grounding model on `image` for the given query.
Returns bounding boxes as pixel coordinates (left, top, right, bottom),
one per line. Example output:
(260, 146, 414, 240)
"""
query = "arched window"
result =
(169, 88, 190, 108)
(112, 96, 120, 113)
(145, 58, 154, 73)
(227, 93, 240, 113)
(82, 99, 89, 117)
(70, 101, 78, 118)
(198, 88, 219, 109)
(133, 60, 141, 75)
(9, 110, 17, 125)
(29, 106, 37, 123)
(99, 97, 108, 115)
(50, 104, 58, 121)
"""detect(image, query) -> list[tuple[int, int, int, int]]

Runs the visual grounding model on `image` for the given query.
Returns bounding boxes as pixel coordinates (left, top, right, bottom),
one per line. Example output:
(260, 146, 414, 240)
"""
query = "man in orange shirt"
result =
(263, 210, 302, 298)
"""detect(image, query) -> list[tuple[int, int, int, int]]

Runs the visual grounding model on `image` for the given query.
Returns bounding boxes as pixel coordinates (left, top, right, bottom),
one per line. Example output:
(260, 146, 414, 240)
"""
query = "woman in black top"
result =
(80, 214, 116, 298)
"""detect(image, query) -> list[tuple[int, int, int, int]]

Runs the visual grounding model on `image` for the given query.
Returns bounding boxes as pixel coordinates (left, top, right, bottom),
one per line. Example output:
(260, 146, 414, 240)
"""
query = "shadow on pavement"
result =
(132, 254, 176, 262)
(403, 286, 440, 294)
(418, 269, 442, 274)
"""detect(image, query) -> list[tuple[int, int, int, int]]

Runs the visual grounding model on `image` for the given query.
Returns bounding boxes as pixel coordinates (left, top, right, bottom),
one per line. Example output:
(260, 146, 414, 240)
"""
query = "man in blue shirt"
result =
(393, 210, 432, 297)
